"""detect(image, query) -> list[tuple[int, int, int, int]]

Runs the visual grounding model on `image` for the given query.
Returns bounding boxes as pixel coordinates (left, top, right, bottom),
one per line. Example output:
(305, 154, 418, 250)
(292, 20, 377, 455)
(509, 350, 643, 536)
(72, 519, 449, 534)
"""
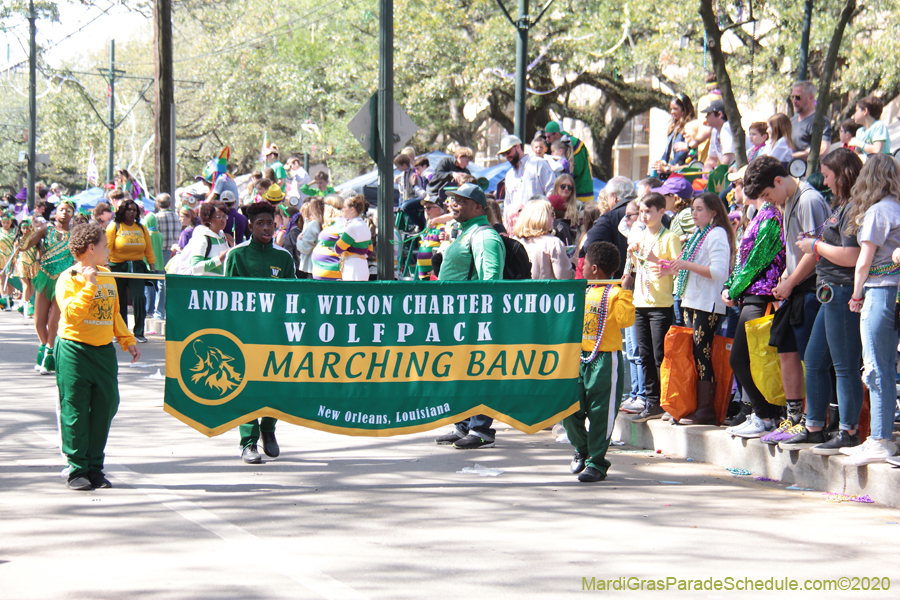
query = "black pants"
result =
(684, 308, 722, 383)
(730, 299, 781, 419)
(634, 307, 674, 405)
(108, 260, 147, 337)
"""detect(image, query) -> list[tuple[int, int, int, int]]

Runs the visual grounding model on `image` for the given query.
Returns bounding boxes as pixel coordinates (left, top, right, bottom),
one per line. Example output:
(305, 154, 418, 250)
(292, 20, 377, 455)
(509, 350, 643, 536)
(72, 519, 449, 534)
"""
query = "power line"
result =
(0, 2, 116, 74)
(117, 0, 363, 69)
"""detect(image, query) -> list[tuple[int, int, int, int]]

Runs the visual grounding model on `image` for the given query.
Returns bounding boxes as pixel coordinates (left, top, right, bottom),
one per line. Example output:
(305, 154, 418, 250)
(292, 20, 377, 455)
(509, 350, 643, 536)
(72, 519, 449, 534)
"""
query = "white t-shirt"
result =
(709, 122, 734, 165)
(762, 137, 793, 163)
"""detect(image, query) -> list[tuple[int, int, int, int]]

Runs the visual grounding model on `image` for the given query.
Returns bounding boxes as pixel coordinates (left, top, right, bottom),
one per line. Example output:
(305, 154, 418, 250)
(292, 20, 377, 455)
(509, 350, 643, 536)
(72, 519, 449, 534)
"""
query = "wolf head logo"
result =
(189, 338, 243, 395)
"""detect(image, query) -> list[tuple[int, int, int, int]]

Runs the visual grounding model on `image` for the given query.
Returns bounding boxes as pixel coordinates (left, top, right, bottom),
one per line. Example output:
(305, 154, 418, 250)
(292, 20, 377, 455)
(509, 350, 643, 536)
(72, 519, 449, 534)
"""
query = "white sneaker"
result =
(843, 439, 899, 466)
(840, 437, 873, 456)
(727, 413, 760, 436)
(732, 414, 776, 439)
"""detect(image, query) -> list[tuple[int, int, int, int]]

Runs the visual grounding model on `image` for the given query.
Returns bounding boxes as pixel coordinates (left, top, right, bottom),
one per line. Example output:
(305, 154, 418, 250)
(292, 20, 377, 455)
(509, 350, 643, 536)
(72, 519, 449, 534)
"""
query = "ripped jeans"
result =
(860, 286, 899, 440)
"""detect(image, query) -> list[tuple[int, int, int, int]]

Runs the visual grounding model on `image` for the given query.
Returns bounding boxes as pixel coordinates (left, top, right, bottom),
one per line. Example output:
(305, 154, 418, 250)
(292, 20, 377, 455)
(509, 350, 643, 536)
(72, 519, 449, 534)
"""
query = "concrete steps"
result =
(612, 413, 900, 507)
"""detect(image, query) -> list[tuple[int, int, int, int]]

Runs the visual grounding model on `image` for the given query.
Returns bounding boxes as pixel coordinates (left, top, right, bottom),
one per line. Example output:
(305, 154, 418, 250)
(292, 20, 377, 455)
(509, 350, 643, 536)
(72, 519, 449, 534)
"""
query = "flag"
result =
(215, 146, 229, 184)
(259, 132, 268, 164)
(86, 147, 99, 185)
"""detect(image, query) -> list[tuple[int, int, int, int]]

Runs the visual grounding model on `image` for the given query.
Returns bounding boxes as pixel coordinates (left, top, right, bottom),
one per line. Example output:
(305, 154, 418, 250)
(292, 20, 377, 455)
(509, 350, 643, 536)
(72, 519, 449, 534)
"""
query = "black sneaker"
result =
(633, 403, 664, 423)
(434, 431, 463, 445)
(87, 472, 112, 488)
(812, 430, 861, 455)
(452, 434, 494, 449)
(67, 475, 93, 491)
(241, 444, 262, 464)
(134, 335, 148, 343)
(260, 431, 280, 457)
(723, 403, 751, 427)
(570, 452, 586, 474)
(577, 466, 606, 482)
(778, 426, 825, 451)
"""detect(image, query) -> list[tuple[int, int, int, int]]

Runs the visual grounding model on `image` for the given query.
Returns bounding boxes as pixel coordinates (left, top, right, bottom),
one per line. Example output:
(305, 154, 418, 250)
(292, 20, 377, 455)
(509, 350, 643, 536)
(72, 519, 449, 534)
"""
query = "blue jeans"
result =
(144, 271, 165, 319)
(804, 284, 862, 429)
(400, 198, 425, 229)
(860, 286, 899, 440)
(624, 324, 645, 400)
(673, 297, 684, 326)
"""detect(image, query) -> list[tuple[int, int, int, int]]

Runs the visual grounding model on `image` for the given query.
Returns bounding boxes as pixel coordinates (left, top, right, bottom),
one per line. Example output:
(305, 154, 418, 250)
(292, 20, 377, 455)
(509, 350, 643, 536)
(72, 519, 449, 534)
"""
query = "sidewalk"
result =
(613, 414, 900, 508)
(1, 309, 898, 599)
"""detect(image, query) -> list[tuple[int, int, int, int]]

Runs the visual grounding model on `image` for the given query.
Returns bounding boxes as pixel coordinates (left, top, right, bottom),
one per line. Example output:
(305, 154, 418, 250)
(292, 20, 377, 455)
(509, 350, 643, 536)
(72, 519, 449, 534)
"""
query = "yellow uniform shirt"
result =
(55, 266, 135, 350)
(582, 285, 635, 353)
(107, 222, 155, 265)
(633, 227, 681, 308)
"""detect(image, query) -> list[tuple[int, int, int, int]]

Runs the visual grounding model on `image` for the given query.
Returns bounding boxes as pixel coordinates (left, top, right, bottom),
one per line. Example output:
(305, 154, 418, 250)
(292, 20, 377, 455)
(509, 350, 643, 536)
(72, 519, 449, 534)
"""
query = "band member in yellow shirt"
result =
(56, 223, 140, 491)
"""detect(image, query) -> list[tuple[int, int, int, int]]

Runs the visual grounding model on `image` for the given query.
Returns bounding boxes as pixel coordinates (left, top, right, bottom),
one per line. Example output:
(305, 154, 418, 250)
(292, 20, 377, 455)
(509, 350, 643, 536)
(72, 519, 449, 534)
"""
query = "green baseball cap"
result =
(448, 182, 487, 207)
(544, 121, 561, 134)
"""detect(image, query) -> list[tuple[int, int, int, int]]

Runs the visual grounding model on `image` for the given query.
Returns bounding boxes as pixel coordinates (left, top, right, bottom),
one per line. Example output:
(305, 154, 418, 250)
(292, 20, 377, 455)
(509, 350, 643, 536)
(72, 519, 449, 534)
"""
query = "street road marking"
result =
(28, 427, 370, 600)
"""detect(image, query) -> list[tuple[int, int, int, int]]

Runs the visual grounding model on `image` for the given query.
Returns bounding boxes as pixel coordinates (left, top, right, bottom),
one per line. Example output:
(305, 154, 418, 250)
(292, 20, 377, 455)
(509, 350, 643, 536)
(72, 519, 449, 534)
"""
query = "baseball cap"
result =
(727, 165, 748, 183)
(447, 182, 487, 207)
(498, 135, 523, 154)
(652, 176, 694, 199)
(544, 121, 561, 134)
(701, 99, 725, 114)
(266, 145, 279, 157)
(547, 194, 566, 212)
(220, 190, 237, 204)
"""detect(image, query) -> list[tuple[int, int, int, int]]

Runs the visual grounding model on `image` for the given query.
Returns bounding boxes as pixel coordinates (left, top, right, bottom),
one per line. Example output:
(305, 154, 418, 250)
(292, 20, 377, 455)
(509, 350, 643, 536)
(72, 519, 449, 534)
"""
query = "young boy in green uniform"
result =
(564, 241, 635, 482)
(224, 201, 296, 464)
(55, 223, 140, 491)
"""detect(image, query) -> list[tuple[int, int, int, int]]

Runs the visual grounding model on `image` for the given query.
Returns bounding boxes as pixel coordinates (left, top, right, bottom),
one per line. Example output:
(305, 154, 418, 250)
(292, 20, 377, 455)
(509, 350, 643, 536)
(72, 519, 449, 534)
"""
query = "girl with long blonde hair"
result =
(847, 154, 900, 464)
(511, 200, 574, 280)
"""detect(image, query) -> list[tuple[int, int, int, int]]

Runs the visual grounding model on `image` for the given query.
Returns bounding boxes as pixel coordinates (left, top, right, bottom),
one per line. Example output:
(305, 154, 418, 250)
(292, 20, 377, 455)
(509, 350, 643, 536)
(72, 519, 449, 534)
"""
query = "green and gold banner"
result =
(164, 275, 586, 437)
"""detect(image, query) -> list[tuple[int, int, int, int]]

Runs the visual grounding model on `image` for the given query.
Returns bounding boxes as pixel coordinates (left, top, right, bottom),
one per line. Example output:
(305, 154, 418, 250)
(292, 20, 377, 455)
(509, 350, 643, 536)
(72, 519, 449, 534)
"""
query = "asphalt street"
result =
(1, 309, 898, 599)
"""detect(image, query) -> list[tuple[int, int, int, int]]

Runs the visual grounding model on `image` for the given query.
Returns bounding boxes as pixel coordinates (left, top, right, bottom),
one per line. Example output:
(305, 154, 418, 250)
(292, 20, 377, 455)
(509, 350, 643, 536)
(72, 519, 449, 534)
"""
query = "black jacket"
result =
(582, 198, 671, 278)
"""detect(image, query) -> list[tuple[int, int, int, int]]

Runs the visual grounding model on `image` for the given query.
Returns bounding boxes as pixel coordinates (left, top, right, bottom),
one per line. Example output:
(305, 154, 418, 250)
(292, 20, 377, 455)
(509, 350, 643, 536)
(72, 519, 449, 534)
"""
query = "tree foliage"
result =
(4, 0, 900, 194)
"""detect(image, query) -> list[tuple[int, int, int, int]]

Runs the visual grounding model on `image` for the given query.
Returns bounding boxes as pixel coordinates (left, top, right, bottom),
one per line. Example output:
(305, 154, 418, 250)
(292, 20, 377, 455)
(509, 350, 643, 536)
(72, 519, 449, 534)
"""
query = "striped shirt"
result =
(416, 224, 444, 280)
(311, 220, 345, 280)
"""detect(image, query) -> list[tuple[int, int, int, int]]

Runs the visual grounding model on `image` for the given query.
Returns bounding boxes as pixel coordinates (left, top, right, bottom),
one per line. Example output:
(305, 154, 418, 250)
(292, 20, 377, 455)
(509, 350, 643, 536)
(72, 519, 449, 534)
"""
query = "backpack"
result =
(166, 235, 213, 275)
(467, 225, 532, 281)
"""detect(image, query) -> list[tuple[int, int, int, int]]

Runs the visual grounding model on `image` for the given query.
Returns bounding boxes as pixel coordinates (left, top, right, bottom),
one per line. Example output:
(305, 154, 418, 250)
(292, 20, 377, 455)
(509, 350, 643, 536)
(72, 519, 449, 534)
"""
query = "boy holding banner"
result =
(224, 202, 296, 464)
(564, 241, 634, 482)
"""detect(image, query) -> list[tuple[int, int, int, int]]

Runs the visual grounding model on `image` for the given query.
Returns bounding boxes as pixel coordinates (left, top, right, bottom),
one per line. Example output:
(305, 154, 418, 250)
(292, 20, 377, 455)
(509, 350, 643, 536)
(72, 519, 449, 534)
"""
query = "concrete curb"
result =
(612, 413, 900, 507)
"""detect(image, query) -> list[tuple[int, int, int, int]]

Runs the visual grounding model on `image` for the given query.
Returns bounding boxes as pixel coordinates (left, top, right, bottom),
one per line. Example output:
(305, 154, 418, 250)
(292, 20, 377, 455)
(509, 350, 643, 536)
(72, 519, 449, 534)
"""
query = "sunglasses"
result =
(791, 95, 803, 101)
(559, 184, 573, 190)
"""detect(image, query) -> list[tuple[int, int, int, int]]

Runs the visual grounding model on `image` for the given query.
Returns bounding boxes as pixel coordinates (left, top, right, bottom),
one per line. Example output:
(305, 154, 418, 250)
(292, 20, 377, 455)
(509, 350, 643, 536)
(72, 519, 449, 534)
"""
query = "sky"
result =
(2, 1, 149, 70)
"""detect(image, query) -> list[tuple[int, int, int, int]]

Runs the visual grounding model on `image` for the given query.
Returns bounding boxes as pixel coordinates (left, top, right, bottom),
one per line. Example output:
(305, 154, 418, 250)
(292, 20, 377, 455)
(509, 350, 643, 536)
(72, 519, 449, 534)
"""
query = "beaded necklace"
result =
(581, 285, 613, 365)
(635, 226, 666, 299)
(869, 262, 900, 278)
(674, 223, 715, 298)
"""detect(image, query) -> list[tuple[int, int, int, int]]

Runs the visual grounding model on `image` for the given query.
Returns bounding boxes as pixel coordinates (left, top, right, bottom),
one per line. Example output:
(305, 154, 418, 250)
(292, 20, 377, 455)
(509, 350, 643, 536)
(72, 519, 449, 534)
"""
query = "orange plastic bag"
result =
(660, 326, 698, 420)
(712, 335, 734, 426)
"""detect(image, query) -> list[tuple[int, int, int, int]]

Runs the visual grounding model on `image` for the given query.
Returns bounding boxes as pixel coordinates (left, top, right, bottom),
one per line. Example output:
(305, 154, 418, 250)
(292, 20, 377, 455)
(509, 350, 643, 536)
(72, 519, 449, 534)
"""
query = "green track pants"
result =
(563, 350, 624, 476)
(239, 418, 277, 449)
(55, 338, 120, 477)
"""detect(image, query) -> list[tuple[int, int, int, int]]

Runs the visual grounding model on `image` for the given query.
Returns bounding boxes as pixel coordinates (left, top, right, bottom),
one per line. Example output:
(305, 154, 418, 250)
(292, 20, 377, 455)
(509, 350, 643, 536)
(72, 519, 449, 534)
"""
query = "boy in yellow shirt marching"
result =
(55, 223, 140, 491)
(564, 241, 635, 482)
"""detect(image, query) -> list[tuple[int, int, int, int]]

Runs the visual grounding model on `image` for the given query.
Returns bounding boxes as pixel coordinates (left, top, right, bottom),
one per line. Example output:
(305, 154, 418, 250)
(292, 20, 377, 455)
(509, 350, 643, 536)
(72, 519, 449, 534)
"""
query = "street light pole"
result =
(107, 39, 116, 184)
(376, 0, 394, 280)
(513, 0, 528, 142)
(27, 0, 37, 210)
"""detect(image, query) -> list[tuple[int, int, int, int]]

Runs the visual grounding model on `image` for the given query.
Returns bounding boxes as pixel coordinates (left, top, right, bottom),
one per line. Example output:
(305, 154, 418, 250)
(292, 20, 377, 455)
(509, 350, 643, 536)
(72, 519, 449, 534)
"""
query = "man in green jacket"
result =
(545, 121, 594, 204)
(434, 183, 505, 449)
(224, 201, 296, 464)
